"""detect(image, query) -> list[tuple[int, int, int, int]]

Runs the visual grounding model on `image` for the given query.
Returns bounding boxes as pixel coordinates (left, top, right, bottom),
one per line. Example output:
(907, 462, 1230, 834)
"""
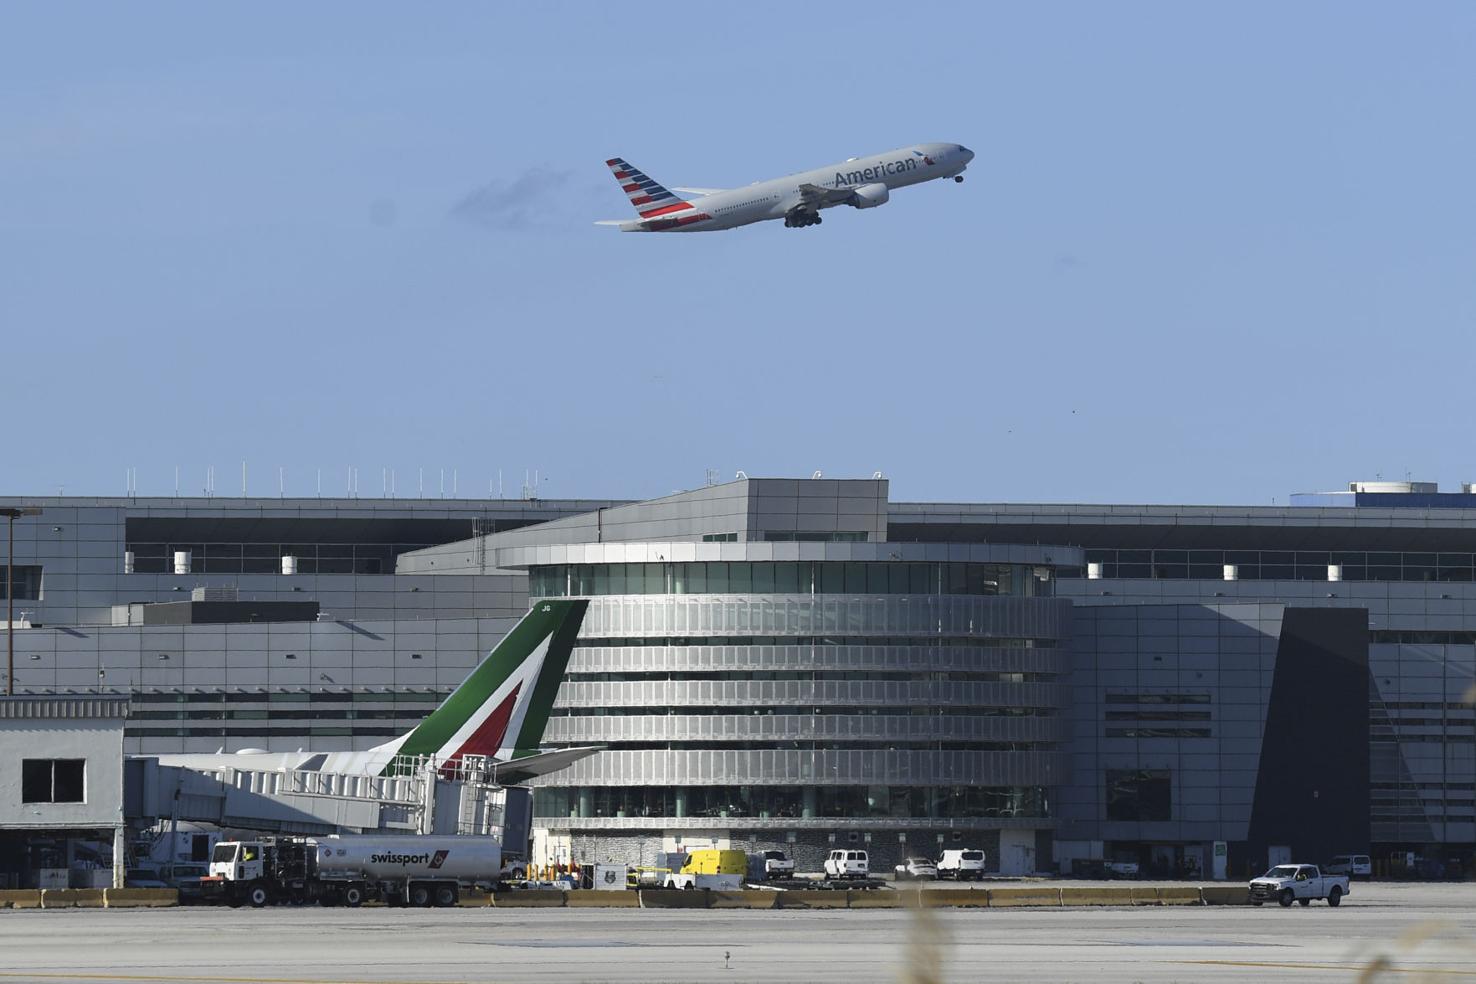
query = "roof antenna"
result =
(811, 470, 823, 479)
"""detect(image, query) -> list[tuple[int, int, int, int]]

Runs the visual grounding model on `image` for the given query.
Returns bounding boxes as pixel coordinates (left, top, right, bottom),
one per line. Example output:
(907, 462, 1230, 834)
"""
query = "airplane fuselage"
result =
(617, 142, 972, 232)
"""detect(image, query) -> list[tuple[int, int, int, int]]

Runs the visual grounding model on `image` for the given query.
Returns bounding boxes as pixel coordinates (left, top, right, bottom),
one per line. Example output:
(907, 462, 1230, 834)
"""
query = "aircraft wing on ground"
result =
(798, 183, 854, 208)
(493, 746, 604, 784)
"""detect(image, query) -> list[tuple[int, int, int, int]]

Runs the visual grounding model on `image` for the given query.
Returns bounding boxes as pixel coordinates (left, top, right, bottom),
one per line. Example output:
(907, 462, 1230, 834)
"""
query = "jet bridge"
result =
(124, 755, 530, 849)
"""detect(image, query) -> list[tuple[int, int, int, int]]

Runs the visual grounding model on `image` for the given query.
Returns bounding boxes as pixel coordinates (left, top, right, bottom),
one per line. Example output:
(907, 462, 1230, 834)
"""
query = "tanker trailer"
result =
(206, 834, 503, 908)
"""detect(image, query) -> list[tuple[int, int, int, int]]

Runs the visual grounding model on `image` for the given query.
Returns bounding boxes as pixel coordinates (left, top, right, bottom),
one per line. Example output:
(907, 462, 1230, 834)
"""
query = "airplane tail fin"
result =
(605, 157, 694, 218)
(374, 599, 588, 776)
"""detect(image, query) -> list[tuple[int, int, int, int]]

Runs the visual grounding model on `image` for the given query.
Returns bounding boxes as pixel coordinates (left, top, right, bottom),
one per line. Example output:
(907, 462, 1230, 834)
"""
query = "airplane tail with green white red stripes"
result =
(373, 599, 589, 777)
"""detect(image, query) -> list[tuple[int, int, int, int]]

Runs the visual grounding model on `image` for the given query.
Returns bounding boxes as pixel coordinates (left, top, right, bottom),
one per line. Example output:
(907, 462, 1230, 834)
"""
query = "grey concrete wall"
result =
(0, 712, 125, 829)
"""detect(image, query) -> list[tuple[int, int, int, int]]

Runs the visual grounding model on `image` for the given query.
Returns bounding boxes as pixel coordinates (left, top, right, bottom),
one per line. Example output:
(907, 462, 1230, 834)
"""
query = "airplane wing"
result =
(798, 183, 854, 208)
(493, 746, 604, 784)
(671, 187, 726, 196)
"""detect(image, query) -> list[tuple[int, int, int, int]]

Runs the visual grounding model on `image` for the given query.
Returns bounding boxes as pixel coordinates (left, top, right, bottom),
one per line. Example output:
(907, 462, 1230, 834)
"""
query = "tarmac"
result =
(1, 882, 1473, 984)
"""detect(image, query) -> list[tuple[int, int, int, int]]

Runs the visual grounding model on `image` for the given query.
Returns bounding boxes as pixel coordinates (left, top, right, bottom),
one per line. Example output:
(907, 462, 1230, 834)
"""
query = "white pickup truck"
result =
(1248, 864, 1349, 908)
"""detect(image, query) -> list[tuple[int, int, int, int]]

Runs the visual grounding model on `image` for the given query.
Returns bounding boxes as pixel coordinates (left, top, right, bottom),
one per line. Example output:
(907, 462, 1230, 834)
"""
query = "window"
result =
(21, 759, 85, 803)
(0, 565, 42, 601)
(1105, 769, 1171, 821)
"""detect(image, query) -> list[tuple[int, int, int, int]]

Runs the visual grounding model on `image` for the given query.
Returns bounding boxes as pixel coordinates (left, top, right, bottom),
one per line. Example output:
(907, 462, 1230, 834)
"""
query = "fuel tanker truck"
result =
(204, 835, 504, 908)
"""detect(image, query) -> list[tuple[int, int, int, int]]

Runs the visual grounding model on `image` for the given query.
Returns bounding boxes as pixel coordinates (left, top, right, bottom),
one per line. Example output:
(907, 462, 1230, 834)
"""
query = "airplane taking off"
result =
(151, 600, 596, 784)
(597, 142, 973, 232)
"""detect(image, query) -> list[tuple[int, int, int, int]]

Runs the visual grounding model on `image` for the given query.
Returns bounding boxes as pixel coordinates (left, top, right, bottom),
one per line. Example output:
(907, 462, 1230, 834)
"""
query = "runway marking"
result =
(0, 974, 485, 984)
(1181, 960, 1476, 976)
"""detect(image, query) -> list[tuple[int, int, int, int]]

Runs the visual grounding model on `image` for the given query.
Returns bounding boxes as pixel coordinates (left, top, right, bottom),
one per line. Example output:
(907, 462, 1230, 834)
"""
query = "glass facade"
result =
(533, 785, 1050, 820)
(529, 561, 1051, 598)
(527, 562, 1070, 833)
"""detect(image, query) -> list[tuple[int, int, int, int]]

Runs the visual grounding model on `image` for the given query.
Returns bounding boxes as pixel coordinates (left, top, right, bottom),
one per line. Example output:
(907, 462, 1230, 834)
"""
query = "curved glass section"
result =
(528, 579, 1069, 834)
(530, 561, 1053, 598)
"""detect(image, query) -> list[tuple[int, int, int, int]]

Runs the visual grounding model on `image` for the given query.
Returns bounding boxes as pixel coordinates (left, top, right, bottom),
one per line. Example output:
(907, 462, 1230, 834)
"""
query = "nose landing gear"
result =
(954, 175, 964, 183)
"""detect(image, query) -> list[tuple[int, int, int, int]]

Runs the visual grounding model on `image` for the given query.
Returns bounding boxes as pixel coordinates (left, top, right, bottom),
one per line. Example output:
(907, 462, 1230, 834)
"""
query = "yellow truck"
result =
(663, 849, 747, 890)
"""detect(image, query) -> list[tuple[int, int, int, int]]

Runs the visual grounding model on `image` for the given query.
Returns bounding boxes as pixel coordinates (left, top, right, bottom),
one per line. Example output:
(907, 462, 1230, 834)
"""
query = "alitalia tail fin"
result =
(374, 599, 588, 776)
(604, 157, 694, 218)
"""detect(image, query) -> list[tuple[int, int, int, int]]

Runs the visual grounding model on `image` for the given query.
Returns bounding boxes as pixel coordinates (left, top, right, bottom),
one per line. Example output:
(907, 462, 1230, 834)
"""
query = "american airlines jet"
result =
(597, 142, 973, 232)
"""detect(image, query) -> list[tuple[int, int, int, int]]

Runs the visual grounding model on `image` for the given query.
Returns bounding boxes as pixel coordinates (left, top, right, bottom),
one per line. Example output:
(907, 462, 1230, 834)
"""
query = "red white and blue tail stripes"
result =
(604, 157, 695, 218)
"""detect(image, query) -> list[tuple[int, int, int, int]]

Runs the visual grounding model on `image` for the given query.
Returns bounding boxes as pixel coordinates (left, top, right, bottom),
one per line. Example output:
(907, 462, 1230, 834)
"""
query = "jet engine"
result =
(849, 183, 890, 208)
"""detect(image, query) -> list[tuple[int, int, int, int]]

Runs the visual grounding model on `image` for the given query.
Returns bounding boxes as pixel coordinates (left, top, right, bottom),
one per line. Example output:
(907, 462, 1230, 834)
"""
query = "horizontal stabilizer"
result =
(493, 745, 604, 784)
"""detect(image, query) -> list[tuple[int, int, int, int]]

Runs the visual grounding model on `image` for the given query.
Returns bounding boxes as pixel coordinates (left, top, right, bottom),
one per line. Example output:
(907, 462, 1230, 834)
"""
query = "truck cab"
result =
(205, 840, 275, 908)
(208, 841, 265, 883)
(1249, 864, 1349, 907)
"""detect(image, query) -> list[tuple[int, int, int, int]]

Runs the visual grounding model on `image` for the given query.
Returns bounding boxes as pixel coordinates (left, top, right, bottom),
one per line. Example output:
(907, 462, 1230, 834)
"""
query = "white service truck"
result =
(205, 835, 504, 908)
(1248, 864, 1349, 908)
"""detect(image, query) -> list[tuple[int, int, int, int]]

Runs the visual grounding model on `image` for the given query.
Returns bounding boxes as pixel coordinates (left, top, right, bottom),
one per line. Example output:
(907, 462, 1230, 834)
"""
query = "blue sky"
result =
(4, 2, 1474, 504)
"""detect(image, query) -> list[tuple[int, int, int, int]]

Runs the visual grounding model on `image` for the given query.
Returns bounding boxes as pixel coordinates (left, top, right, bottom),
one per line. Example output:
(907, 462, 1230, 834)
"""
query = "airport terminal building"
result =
(3, 477, 1473, 877)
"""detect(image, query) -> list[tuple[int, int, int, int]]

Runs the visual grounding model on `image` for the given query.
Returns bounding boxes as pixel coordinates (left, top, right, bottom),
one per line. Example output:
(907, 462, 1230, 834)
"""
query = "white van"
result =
(937, 849, 986, 880)
(1325, 854, 1372, 878)
(823, 849, 869, 880)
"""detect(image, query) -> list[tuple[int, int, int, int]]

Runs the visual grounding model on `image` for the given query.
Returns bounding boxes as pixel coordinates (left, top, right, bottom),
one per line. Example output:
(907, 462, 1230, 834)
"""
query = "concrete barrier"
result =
(1200, 885, 1249, 906)
(709, 890, 777, 910)
(986, 887, 1062, 908)
(103, 888, 177, 908)
(0, 890, 42, 909)
(492, 890, 568, 908)
(567, 891, 641, 908)
(1130, 886, 1162, 906)
(1156, 887, 1203, 906)
(1060, 887, 1136, 907)
(922, 888, 991, 908)
(639, 889, 711, 909)
(455, 889, 493, 908)
(776, 889, 850, 909)
(847, 889, 901, 909)
(40, 888, 106, 909)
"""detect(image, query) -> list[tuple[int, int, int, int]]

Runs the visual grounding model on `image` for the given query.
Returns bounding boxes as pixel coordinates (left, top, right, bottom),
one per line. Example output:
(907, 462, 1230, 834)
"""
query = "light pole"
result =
(2, 507, 42, 696)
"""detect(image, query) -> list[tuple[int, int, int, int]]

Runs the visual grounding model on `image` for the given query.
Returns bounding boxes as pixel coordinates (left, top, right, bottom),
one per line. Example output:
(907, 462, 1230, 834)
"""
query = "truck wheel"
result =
(682, 882, 695, 891)
(1298, 898, 1311, 907)
(343, 885, 364, 908)
(1278, 890, 1294, 908)
(409, 883, 432, 908)
(1327, 887, 1342, 907)
(434, 885, 457, 908)
(249, 885, 270, 909)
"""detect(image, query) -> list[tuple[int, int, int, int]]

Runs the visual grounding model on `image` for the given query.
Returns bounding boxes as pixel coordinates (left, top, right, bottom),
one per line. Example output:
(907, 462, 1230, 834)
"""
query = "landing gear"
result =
(784, 210, 822, 228)
(954, 175, 964, 183)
